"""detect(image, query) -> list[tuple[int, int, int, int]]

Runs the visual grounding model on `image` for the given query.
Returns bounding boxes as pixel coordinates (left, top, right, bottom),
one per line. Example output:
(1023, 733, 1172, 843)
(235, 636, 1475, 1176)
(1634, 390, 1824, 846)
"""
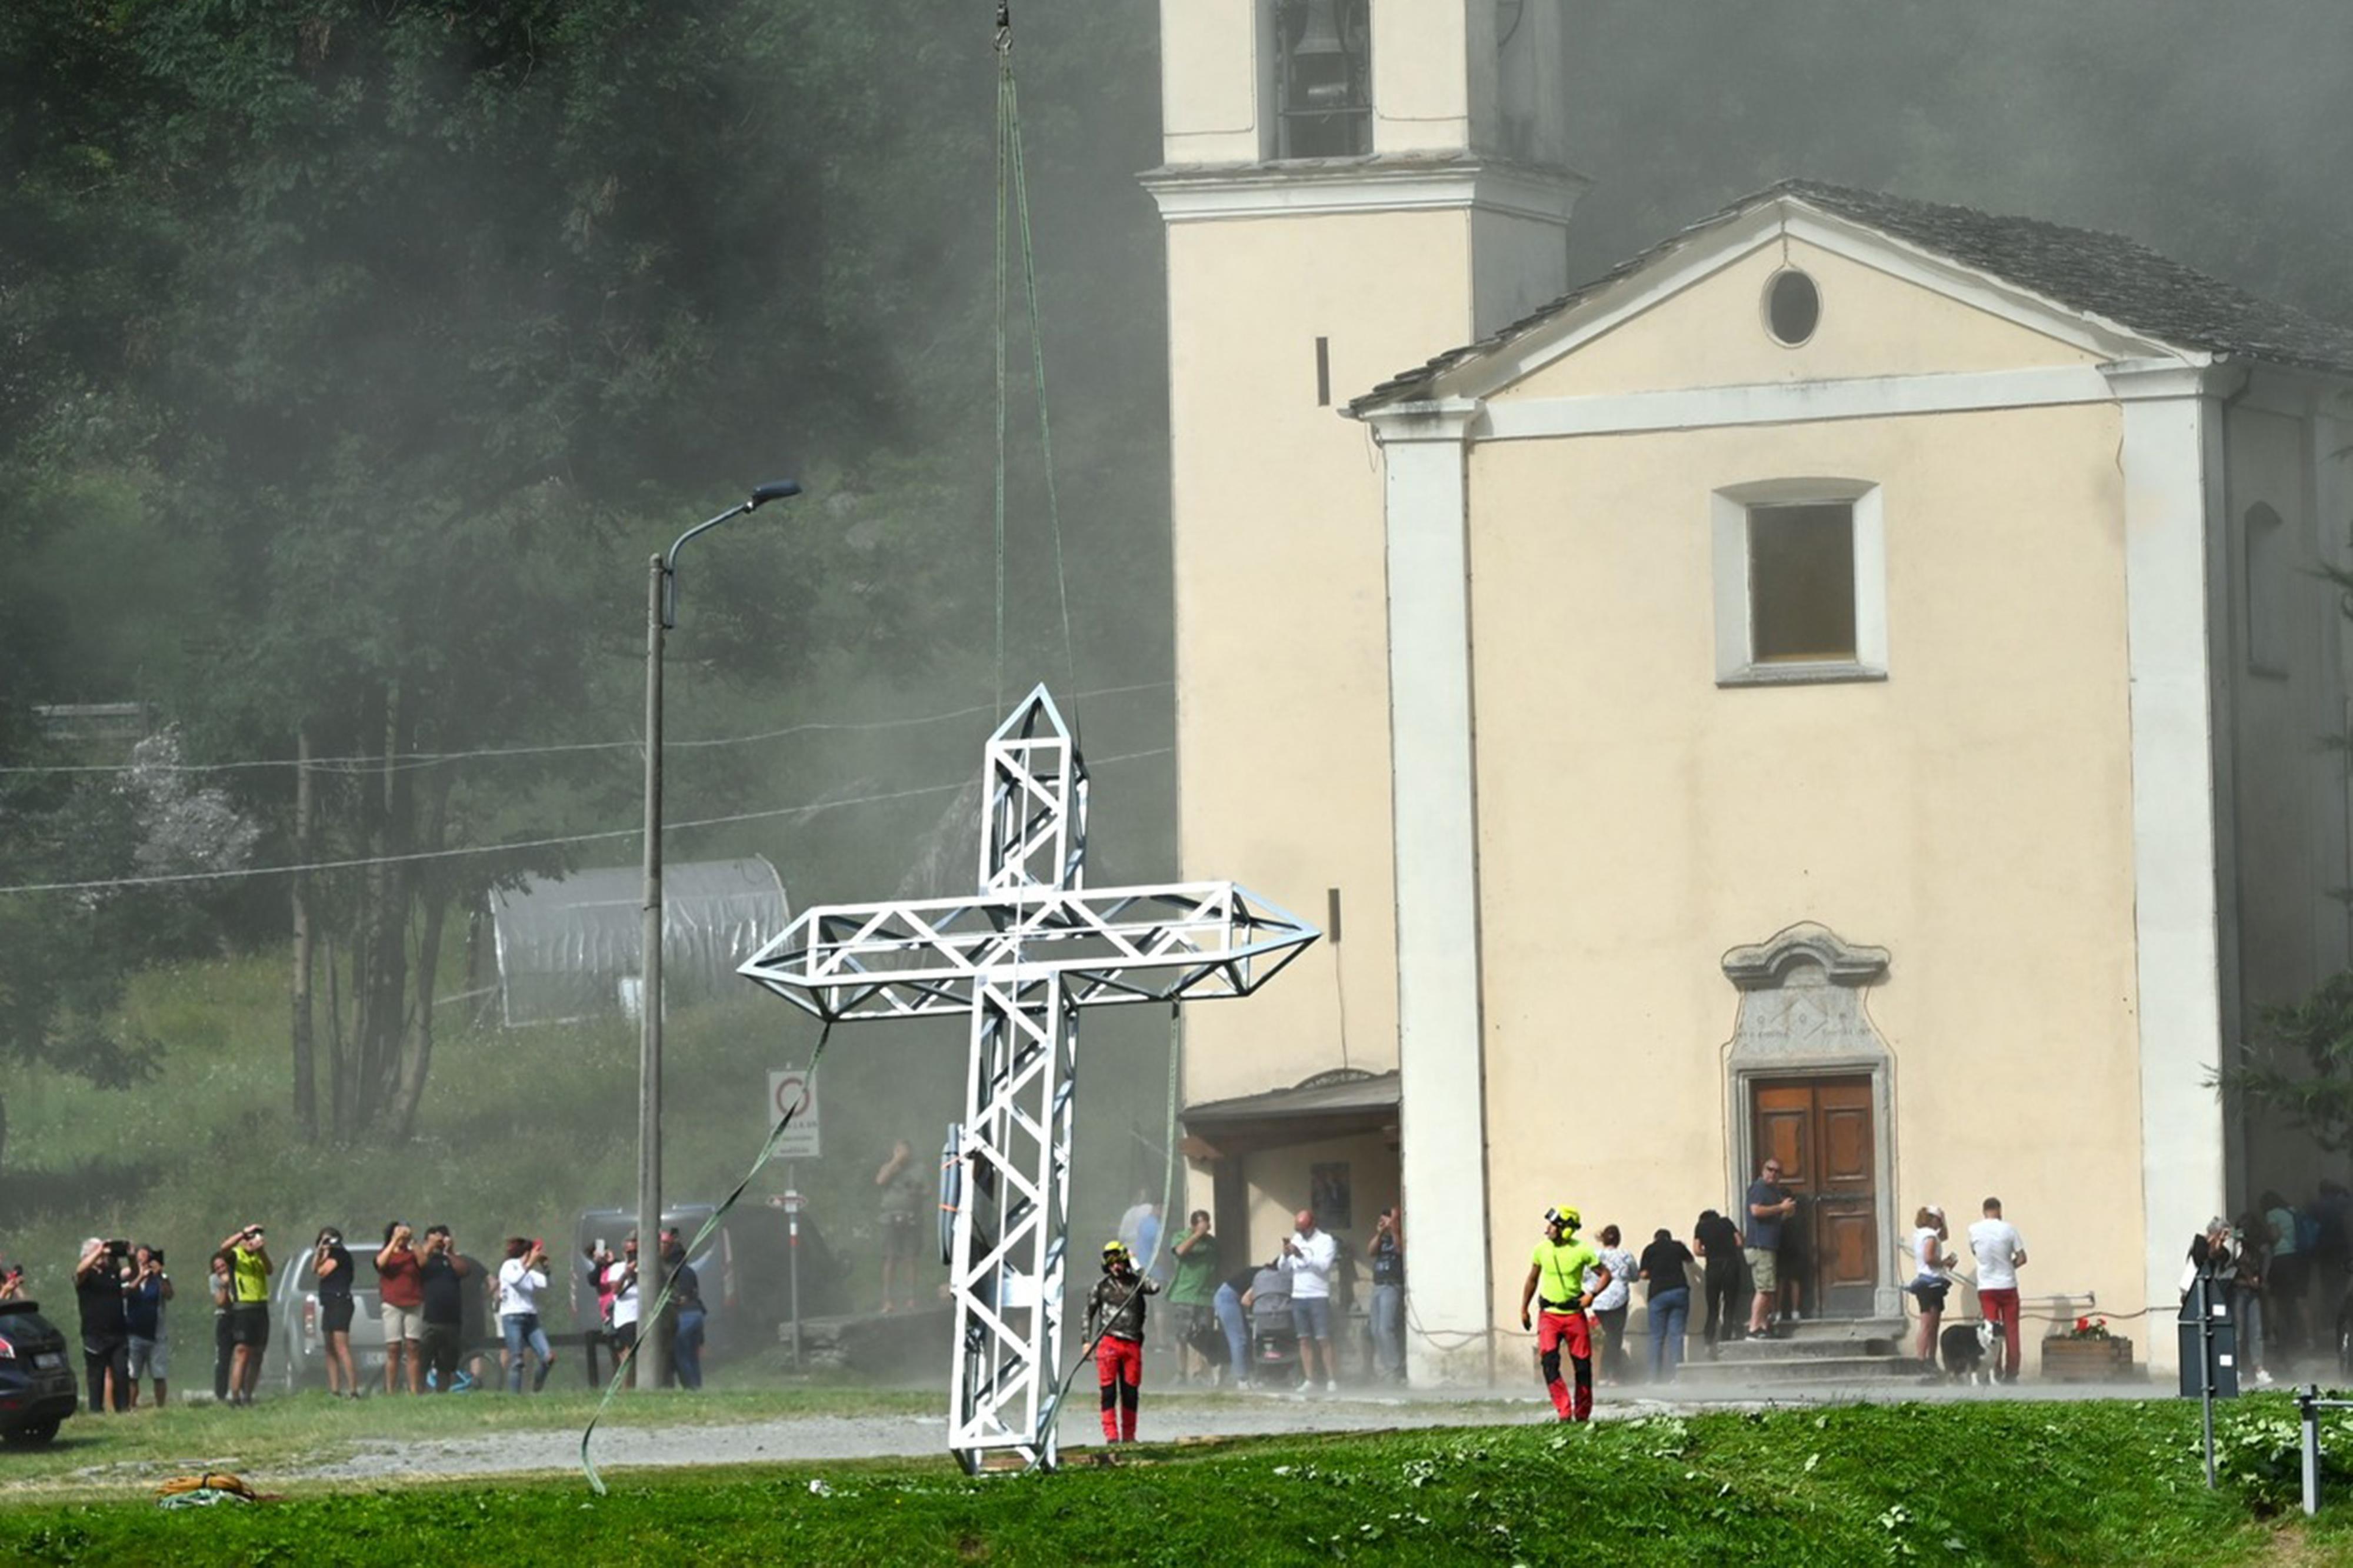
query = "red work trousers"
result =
(1977, 1287, 2022, 1381)
(1537, 1309, 1594, 1422)
(1098, 1335, 1142, 1442)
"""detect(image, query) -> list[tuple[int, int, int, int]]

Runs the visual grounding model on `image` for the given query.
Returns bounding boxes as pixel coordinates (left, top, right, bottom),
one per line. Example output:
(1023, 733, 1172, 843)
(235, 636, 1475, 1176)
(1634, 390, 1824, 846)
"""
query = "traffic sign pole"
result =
(785, 1170, 803, 1372)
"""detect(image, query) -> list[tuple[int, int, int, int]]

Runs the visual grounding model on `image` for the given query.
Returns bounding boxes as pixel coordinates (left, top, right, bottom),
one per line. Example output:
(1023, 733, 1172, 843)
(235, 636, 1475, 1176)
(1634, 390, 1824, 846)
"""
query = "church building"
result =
(1148, 0, 2353, 1379)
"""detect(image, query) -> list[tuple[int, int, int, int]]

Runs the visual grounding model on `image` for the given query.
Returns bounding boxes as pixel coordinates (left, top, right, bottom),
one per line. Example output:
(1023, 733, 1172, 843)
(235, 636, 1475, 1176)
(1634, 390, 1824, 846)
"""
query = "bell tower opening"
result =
(1272, 0, 1373, 159)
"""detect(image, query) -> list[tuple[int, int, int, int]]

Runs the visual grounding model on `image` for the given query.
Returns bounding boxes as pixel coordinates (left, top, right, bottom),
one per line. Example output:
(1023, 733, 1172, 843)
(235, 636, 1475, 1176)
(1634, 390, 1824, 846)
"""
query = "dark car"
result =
(0, 1301, 78, 1445)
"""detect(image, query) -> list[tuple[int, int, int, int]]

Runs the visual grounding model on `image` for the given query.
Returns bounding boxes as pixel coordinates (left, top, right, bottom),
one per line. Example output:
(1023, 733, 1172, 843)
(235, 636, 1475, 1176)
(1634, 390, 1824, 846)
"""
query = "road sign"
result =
(768, 1067, 820, 1159)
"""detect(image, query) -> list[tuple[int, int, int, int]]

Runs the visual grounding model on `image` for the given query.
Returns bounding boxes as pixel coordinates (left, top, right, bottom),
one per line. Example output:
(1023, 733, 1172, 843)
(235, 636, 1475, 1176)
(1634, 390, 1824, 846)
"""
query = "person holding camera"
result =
(124, 1244, 173, 1408)
(74, 1237, 132, 1413)
(313, 1228, 359, 1397)
(1368, 1208, 1405, 1383)
(375, 1221, 425, 1395)
(1279, 1210, 1339, 1393)
(1166, 1210, 1220, 1385)
(662, 1232, 706, 1392)
(497, 1237, 557, 1393)
(218, 1223, 273, 1404)
(0, 1262, 25, 1302)
(208, 1250, 235, 1402)
(416, 1226, 472, 1392)
(606, 1236, 643, 1388)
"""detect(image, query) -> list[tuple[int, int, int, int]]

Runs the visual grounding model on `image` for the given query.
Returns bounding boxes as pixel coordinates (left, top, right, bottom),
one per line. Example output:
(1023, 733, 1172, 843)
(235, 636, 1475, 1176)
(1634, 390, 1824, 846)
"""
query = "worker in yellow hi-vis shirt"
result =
(1519, 1205, 1607, 1422)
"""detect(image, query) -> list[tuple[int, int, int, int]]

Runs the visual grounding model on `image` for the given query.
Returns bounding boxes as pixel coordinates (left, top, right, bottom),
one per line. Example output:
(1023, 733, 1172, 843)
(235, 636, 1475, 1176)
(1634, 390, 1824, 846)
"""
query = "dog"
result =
(1938, 1319, 2000, 1384)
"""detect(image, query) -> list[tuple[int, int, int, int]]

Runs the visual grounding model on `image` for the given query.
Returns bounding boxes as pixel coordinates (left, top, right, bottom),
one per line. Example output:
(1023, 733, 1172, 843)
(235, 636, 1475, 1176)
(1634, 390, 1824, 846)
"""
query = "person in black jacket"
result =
(1692, 1209, 1745, 1356)
(1086, 1240, 1158, 1444)
(73, 1237, 131, 1413)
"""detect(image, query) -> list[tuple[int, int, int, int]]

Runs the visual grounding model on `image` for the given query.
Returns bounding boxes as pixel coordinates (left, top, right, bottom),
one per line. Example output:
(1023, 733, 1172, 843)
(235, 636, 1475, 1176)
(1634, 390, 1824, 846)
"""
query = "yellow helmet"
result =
(1545, 1205, 1581, 1233)
(1102, 1239, 1130, 1261)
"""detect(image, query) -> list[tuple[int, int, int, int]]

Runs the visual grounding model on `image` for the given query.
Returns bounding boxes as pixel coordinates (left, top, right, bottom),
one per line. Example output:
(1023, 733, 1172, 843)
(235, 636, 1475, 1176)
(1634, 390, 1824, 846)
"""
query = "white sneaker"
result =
(1323, 1380, 1339, 1394)
(2256, 1369, 2276, 1386)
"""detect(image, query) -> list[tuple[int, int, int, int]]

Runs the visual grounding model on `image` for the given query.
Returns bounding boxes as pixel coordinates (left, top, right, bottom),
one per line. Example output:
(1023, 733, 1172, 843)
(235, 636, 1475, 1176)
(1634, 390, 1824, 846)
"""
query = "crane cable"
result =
(992, 1, 1079, 726)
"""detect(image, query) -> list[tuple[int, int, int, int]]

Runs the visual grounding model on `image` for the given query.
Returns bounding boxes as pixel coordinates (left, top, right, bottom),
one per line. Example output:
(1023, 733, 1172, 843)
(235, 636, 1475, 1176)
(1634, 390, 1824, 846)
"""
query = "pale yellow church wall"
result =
(2223, 399, 2352, 1209)
(1371, 4, 1474, 156)
(1169, 209, 1482, 1107)
(1159, 0, 1263, 166)
(1465, 403, 2157, 1343)
(1497, 239, 2102, 402)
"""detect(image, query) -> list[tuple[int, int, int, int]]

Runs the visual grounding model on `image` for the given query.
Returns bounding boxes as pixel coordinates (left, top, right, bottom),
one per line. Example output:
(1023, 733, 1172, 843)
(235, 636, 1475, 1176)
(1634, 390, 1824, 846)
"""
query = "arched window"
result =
(2244, 502, 2289, 677)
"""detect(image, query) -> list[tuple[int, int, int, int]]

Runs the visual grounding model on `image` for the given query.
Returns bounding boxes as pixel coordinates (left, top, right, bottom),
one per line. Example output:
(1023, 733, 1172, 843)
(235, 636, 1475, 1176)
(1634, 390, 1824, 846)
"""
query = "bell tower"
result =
(1145, 1, 1580, 1382)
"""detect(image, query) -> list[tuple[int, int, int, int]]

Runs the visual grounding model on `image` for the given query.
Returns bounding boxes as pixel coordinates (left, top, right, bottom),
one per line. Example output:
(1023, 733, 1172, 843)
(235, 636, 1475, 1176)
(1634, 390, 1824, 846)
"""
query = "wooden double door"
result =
(1749, 1075, 1878, 1319)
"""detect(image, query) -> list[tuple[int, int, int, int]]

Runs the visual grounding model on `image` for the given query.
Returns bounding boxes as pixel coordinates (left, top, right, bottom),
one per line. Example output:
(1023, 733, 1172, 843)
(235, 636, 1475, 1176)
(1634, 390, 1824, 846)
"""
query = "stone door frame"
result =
(1718, 922, 1903, 1322)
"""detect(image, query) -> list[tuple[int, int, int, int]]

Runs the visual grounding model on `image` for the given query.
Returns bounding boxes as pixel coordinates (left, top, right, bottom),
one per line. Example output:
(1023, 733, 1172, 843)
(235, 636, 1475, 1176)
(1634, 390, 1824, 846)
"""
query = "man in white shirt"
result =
(1967, 1197, 2028, 1383)
(1279, 1209, 1339, 1393)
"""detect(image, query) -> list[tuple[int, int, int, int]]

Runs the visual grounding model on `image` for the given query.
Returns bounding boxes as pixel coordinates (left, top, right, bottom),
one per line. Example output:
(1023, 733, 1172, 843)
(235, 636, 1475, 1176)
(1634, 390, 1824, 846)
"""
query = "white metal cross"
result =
(738, 686, 1317, 1471)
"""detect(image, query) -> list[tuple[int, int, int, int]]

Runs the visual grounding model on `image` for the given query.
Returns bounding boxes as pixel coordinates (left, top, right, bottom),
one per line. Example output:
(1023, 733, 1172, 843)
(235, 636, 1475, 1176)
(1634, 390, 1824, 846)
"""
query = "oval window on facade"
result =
(1764, 268, 1821, 346)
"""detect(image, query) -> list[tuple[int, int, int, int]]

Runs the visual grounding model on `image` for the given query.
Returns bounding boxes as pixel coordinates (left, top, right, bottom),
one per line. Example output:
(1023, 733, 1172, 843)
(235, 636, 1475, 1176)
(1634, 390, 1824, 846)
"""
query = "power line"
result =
(0, 680, 1174, 779)
(0, 747, 1174, 897)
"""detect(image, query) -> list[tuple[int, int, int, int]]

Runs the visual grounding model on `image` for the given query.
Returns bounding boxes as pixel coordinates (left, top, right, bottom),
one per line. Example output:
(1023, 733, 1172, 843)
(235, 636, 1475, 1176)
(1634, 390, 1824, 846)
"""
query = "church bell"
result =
(1276, 0, 1371, 158)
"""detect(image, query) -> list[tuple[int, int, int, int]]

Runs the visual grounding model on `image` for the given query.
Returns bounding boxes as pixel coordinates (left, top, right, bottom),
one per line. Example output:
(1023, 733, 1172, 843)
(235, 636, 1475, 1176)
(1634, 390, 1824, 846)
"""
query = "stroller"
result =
(1248, 1267, 1301, 1389)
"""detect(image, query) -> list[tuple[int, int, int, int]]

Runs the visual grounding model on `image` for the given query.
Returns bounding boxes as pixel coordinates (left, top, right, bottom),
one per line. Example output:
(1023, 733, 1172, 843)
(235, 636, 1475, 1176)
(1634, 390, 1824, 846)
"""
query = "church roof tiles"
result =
(1348, 178, 2353, 413)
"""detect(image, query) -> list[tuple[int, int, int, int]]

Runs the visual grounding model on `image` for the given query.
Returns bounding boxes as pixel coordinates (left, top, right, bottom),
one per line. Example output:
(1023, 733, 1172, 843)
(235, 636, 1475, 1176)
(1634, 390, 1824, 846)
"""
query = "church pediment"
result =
(1347, 179, 2353, 421)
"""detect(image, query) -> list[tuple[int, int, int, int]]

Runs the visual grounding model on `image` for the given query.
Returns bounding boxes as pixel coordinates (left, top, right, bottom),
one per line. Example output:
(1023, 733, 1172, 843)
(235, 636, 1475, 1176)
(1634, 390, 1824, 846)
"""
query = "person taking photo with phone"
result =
(219, 1223, 272, 1405)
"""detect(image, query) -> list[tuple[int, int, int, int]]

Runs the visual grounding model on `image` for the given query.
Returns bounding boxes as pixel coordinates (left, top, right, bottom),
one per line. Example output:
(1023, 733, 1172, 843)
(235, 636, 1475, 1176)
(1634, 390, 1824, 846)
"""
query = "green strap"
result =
(993, 16, 1079, 720)
(579, 1021, 834, 1494)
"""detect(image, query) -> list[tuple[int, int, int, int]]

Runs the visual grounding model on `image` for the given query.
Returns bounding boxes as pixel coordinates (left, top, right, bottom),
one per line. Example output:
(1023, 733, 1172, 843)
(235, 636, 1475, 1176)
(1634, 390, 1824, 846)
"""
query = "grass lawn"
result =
(1, 1399, 2350, 1565)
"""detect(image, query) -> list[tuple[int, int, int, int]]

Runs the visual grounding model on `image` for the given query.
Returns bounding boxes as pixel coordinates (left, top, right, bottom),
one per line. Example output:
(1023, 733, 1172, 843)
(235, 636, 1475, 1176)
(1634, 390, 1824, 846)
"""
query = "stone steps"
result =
(1670, 1318, 1925, 1388)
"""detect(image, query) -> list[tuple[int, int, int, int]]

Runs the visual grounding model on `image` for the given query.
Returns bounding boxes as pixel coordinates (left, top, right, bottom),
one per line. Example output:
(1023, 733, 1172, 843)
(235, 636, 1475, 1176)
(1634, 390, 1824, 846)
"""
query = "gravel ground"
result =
(303, 1394, 1556, 1482)
(292, 1377, 2172, 1485)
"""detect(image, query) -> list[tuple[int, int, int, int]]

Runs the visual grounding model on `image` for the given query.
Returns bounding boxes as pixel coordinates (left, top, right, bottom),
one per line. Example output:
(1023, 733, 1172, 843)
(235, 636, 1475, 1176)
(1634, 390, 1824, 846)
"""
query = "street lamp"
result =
(637, 478, 801, 1390)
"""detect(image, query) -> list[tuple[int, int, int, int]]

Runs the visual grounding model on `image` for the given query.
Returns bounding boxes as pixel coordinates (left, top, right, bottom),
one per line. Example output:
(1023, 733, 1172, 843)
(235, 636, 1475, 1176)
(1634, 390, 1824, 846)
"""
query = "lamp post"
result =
(637, 479, 801, 1390)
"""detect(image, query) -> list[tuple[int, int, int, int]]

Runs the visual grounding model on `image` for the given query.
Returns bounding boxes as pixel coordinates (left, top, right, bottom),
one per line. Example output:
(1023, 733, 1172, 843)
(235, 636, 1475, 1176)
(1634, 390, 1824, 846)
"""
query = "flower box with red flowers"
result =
(2040, 1317, 2137, 1381)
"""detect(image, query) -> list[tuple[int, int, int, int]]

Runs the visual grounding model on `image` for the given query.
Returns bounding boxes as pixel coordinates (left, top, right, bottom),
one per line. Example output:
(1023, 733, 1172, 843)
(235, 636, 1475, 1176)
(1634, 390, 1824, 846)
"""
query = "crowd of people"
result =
(48, 1217, 714, 1413)
(2174, 1184, 2353, 1386)
(1079, 1157, 2049, 1429)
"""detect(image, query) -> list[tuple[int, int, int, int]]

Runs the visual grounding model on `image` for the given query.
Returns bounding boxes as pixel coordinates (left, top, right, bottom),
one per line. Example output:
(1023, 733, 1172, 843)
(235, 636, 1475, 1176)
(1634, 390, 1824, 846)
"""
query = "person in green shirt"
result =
(1166, 1210, 1220, 1384)
(1519, 1204, 1607, 1422)
(220, 1223, 274, 1406)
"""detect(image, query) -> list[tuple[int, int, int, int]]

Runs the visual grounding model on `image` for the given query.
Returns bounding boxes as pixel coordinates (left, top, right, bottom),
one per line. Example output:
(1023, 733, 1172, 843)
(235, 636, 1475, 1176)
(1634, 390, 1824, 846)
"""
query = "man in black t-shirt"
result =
(416, 1226, 472, 1392)
(74, 1237, 131, 1413)
(1691, 1209, 1745, 1356)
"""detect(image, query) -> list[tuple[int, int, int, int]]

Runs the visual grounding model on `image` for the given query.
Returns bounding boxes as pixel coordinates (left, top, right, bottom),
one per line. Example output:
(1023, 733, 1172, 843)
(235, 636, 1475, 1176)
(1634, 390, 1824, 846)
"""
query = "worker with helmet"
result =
(1087, 1239, 1159, 1443)
(1519, 1204, 1609, 1422)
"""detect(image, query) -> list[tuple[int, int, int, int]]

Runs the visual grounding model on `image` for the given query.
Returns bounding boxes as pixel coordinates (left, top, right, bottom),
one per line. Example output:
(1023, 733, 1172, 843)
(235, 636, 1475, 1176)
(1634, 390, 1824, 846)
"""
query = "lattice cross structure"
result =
(739, 686, 1317, 1471)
